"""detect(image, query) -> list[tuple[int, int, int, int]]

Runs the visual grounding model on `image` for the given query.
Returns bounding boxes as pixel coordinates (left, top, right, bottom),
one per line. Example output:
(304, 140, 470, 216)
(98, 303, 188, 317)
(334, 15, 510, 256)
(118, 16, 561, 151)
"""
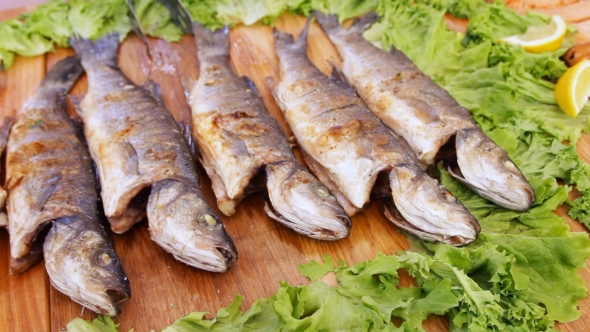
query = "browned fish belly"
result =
(71, 35, 237, 272)
(268, 19, 480, 246)
(187, 23, 351, 240)
(5, 56, 130, 315)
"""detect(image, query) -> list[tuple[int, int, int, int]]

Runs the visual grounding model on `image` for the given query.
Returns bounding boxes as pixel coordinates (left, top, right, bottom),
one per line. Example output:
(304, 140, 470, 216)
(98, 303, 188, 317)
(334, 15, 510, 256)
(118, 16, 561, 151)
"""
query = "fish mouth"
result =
(106, 288, 131, 305)
(149, 222, 238, 273)
(382, 200, 475, 246)
(58, 283, 130, 316)
(452, 128, 535, 211)
(167, 241, 238, 273)
(264, 201, 351, 240)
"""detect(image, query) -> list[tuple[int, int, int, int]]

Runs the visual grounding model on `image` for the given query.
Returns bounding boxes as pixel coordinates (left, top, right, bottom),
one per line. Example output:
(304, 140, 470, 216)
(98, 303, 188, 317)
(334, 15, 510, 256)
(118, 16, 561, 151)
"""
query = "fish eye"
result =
(95, 249, 118, 267)
(315, 185, 332, 199)
(503, 160, 517, 171)
(199, 214, 218, 226)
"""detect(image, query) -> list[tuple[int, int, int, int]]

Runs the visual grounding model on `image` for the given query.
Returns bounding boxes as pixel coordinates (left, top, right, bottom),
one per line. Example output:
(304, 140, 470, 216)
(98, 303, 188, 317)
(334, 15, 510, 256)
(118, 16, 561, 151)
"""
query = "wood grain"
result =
(0, 2, 589, 332)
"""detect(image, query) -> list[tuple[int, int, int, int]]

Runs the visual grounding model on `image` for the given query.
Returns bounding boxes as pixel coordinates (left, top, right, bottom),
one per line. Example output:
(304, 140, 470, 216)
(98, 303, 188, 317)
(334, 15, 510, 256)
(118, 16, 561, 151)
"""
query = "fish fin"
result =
(177, 120, 198, 157)
(181, 76, 197, 95)
(405, 97, 441, 124)
(40, 55, 84, 93)
(295, 13, 314, 48)
(143, 80, 165, 106)
(0, 116, 14, 152)
(315, 11, 341, 34)
(193, 22, 229, 59)
(159, 0, 194, 34)
(273, 28, 296, 50)
(34, 173, 61, 210)
(69, 115, 88, 146)
(243, 76, 261, 97)
(120, 142, 139, 175)
(328, 61, 349, 85)
(126, 0, 152, 60)
(70, 34, 120, 66)
(68, 94, 84, 118)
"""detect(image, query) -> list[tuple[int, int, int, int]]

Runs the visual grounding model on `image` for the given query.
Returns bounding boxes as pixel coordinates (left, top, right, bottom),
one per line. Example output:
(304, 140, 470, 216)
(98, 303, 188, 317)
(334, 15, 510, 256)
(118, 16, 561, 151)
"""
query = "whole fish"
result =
(71, 35, 237, 272)
(316, 13, 535, 211)
(269, 19, 480, 245)
(187, 23, 350, 240)
(0, 116, 13, 227)
(5, 56, 130, 315)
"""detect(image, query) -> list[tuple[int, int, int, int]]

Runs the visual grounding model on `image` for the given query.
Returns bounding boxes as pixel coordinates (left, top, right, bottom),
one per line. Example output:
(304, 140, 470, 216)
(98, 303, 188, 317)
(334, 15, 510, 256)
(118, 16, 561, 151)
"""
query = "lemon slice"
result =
(500, 15, 566, 53)
(555, 59, 590, 118)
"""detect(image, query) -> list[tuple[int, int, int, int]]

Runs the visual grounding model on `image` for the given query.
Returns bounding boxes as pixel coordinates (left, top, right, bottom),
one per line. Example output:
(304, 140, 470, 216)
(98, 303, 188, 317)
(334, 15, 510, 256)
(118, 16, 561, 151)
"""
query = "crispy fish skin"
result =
(5, 56, 130, 315)
(317, 13, 535, 211)
(188, 24, 350, 240)
(71, 35, 237, 272)
(269, 21, 480, 245)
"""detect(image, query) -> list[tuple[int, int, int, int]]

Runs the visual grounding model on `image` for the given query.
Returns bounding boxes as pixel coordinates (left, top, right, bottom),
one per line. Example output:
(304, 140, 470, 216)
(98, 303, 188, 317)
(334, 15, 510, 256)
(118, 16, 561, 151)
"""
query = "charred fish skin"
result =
(189, 23, 350, 240)
(71, 34, 237, 272)
(316, 13, 534, 211)
(5, 55, 131, 315)
(269, 19, 479, 245)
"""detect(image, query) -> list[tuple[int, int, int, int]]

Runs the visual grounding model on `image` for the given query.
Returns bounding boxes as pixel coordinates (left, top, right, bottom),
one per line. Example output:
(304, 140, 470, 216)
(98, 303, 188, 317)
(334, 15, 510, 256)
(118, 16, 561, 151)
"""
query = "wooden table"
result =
(1, 2, 590, 331)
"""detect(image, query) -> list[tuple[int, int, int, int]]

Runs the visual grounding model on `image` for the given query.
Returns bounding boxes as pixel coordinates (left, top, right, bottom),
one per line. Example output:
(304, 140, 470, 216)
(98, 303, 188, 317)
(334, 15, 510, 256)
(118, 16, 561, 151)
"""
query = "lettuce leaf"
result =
(69, 0, 132, 41)
(67, 316, 124, 332)
(0, 20, 54, 57)
(133, 0, 183, 42)
(181, 0, 224, 31)
(18, 0, 72, 47)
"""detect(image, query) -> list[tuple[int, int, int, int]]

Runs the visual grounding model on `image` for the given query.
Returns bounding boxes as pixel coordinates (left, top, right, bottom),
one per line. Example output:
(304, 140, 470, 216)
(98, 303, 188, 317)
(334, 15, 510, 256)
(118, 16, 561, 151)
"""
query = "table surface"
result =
(0, 1, 589, 331)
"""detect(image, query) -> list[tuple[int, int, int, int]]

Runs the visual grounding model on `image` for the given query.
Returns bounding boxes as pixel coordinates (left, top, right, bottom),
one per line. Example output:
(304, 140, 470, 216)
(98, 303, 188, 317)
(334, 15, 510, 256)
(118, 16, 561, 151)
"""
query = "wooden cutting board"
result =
(1, 3, 590, 332)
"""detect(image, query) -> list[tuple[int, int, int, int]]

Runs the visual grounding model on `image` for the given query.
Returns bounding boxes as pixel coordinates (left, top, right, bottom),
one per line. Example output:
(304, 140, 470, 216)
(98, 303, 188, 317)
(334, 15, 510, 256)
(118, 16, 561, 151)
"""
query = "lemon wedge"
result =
(500, 15, 566, 53)
(555, 59, 590, 118)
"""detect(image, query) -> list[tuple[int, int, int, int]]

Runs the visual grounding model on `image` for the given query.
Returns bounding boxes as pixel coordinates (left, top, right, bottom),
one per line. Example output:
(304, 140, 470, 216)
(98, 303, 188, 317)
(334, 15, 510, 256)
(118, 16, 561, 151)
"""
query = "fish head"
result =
(147, 179, 238, 272)
(453, 128, 535, 211)
(388, 163, 480, 246)
(265, 162, 351, 240)
(44, 217, 131, 316)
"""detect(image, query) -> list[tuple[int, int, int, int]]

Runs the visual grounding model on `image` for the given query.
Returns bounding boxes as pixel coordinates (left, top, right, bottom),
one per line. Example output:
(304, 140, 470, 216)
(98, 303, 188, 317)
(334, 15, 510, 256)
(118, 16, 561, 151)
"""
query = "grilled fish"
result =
(0, 116, 13, 227)
(269, 19, 480, 245)
(187, 23, 350, 240)
(5, 56, 130, 315)
(317, 13, 535, 211)
(71, 35, 237, 272)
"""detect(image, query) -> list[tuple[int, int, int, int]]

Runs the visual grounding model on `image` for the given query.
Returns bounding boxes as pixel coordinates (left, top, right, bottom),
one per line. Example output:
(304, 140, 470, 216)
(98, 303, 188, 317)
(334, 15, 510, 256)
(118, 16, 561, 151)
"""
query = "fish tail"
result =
(316, 11, 379, 36)
(350, 12, 380, 34)
(39, 55, 84, 93)
(315, 11, 341, 35)
(193, 23, 229, 59)
(273, 14, 314, 52)
(70, 34, 120, 67)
